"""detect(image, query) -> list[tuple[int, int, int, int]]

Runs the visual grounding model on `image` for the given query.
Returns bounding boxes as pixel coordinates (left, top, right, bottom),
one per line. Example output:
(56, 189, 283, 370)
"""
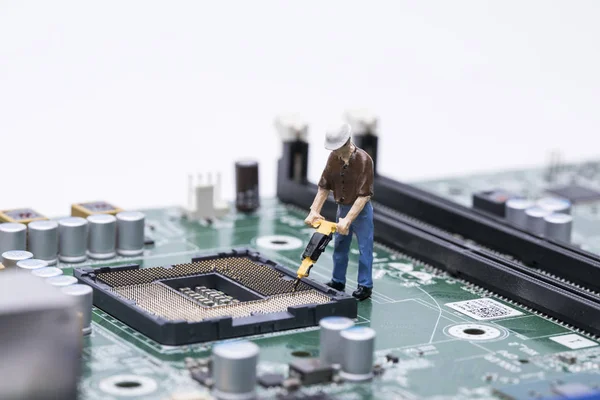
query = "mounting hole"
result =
(115, 381, 142, 389)
(463, 328, 486, 336)
(444, 324, 507, 342)
(291, 350, 311, 358)
(256, 235, 303, 251)
(99, 375, 158, 397)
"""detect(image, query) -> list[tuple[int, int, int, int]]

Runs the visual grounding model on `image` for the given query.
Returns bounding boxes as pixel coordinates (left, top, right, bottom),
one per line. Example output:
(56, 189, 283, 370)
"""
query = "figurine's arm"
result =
(336, 196, 370, 234)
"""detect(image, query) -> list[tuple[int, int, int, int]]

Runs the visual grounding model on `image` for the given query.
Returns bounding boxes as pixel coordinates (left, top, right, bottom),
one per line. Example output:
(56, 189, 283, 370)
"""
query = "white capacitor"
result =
(212, 340, 259, 400)
(544, 213, 573, 243)
(525, 206, 552, 236)
(339, 327, 376, 382)
(505, 199, 534, 229)
(537, 196, 572, 215)
(2, 250, 33, 268)
(46, 275, 78, 287)
(16, 258, 48, 272)
(61, 284, 93, 335)
(28, 220, 59, 265)
(32, 267, 64, 278)
(319, 316, 355, 366)
(59, 217, 88, 263)
(0, 222, 27, 254)
(87, 214, 117, 259)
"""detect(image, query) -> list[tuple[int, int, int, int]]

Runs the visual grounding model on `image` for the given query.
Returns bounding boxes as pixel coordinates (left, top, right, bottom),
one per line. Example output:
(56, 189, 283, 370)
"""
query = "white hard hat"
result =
(324, 123, 352, 150)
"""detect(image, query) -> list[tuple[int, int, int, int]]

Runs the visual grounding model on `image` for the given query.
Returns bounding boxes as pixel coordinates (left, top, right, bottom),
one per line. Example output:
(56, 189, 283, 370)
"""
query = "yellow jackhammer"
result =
(293, 219, 337, 291)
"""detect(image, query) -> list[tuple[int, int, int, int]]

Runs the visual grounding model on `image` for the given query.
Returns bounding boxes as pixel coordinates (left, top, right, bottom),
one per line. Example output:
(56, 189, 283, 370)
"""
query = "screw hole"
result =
(463, 328, 485, 335)
(291, 350, 311, 358)
(115, 381, 142, 389)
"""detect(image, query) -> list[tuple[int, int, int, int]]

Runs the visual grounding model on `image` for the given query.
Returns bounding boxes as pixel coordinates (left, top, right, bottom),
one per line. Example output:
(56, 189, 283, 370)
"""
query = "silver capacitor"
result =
(58, 217, 88, 263)
(16, 258, 48, 272)
(319, 316, 355, 366)
(28, 220, 59, 265)
(61, 284, 93, 335)
(0, 222, 27, 254)
(116, 211, 145, 256)
(2, 250, 33, 268)
(339, 327, 376, 382)
(46, 275, 78, 287)
(525, 206, 552, 236)
(87, 214, 117, 259)
(505, 199, 534, 229)
(544, 213, 573, 243)
(537, 196, 572, 215)
(212, 340, 259, 400)
(32, 266, 63, 278)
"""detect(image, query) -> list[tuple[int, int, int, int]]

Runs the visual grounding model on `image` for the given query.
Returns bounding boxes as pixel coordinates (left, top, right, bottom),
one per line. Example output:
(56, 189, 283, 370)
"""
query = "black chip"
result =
(144, 237, 155, 246)
(385, 353, 399, 364)
(258, 373, 285, 388)
(190, 369, 213, 387)
(546, 184, 600, 204)
(472, 189, 518, 217)
(289, 358, 334, 385)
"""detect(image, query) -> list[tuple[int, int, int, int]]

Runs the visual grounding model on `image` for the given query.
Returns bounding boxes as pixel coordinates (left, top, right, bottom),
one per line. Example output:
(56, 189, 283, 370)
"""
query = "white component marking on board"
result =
(255, 235, 303, 251)
(373, 270, 387, 279)
(388, 262, 414, 272)
(445, 298, 524, 321)
(407, 271, 433, 282)
(550, 334, 599, 349)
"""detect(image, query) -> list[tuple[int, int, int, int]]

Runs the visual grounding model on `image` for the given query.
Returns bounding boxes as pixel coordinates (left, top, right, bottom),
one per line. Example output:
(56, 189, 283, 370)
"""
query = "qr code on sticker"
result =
(445, 298, 523, 320)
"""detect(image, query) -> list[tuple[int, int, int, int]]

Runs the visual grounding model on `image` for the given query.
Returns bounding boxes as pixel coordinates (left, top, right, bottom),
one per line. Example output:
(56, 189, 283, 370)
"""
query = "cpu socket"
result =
(75, 249, 357, 345)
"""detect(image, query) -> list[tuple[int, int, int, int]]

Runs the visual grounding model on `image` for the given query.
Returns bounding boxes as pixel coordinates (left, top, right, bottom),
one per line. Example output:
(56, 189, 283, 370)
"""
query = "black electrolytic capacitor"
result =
(235, 160, 260, 212)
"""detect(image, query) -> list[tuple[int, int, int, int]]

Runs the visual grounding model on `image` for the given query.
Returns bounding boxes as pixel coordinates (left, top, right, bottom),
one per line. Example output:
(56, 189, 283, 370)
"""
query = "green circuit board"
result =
(57, 179, 600, 400)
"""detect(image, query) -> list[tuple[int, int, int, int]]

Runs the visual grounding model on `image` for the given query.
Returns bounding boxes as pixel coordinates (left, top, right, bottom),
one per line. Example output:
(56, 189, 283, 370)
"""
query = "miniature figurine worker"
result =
(304, 123, 374, 301)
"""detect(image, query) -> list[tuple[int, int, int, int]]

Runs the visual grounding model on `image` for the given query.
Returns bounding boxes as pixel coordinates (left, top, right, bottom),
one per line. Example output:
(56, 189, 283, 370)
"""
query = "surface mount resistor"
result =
(235, 160, 260, 213)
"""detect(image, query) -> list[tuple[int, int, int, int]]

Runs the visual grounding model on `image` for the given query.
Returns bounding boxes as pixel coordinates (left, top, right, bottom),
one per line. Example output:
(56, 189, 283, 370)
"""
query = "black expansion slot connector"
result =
(350, 134, 600, 293)
(276, 140, 600, 336)
(374, 175, 600, 293)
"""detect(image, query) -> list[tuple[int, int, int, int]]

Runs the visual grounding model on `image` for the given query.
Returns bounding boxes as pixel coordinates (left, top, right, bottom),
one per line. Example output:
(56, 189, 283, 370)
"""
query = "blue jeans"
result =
(331, 201, 374, 288)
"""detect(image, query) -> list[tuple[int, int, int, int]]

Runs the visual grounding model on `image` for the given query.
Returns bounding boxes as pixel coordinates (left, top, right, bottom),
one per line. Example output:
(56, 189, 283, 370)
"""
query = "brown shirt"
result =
(318, 147, 374, 205)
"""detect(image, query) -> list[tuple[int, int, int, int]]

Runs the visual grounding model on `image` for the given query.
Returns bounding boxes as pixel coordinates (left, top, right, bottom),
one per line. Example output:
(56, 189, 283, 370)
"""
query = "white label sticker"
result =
(445, 298, 524, 320)
(550, 334, 599, 349)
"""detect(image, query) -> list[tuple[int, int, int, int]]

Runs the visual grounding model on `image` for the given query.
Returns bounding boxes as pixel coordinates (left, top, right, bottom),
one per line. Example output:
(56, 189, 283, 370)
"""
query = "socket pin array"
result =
(112, 282, 330, 322)
(97, 256, 310, 295)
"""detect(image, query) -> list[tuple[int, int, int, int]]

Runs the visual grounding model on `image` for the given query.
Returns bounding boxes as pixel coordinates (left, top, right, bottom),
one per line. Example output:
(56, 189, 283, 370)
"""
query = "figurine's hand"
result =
(304, 210, 324, 226)
(337, 217, 351, 235)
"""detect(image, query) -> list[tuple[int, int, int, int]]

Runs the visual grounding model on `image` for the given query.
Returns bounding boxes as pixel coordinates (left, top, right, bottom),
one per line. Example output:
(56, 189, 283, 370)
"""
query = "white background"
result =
(1, 1, 599, 215)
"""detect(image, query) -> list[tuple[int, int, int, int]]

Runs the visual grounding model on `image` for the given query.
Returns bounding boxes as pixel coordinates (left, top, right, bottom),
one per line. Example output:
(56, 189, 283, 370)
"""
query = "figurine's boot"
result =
(325, 280, 345, 291)
(352, 285, 372, 301)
